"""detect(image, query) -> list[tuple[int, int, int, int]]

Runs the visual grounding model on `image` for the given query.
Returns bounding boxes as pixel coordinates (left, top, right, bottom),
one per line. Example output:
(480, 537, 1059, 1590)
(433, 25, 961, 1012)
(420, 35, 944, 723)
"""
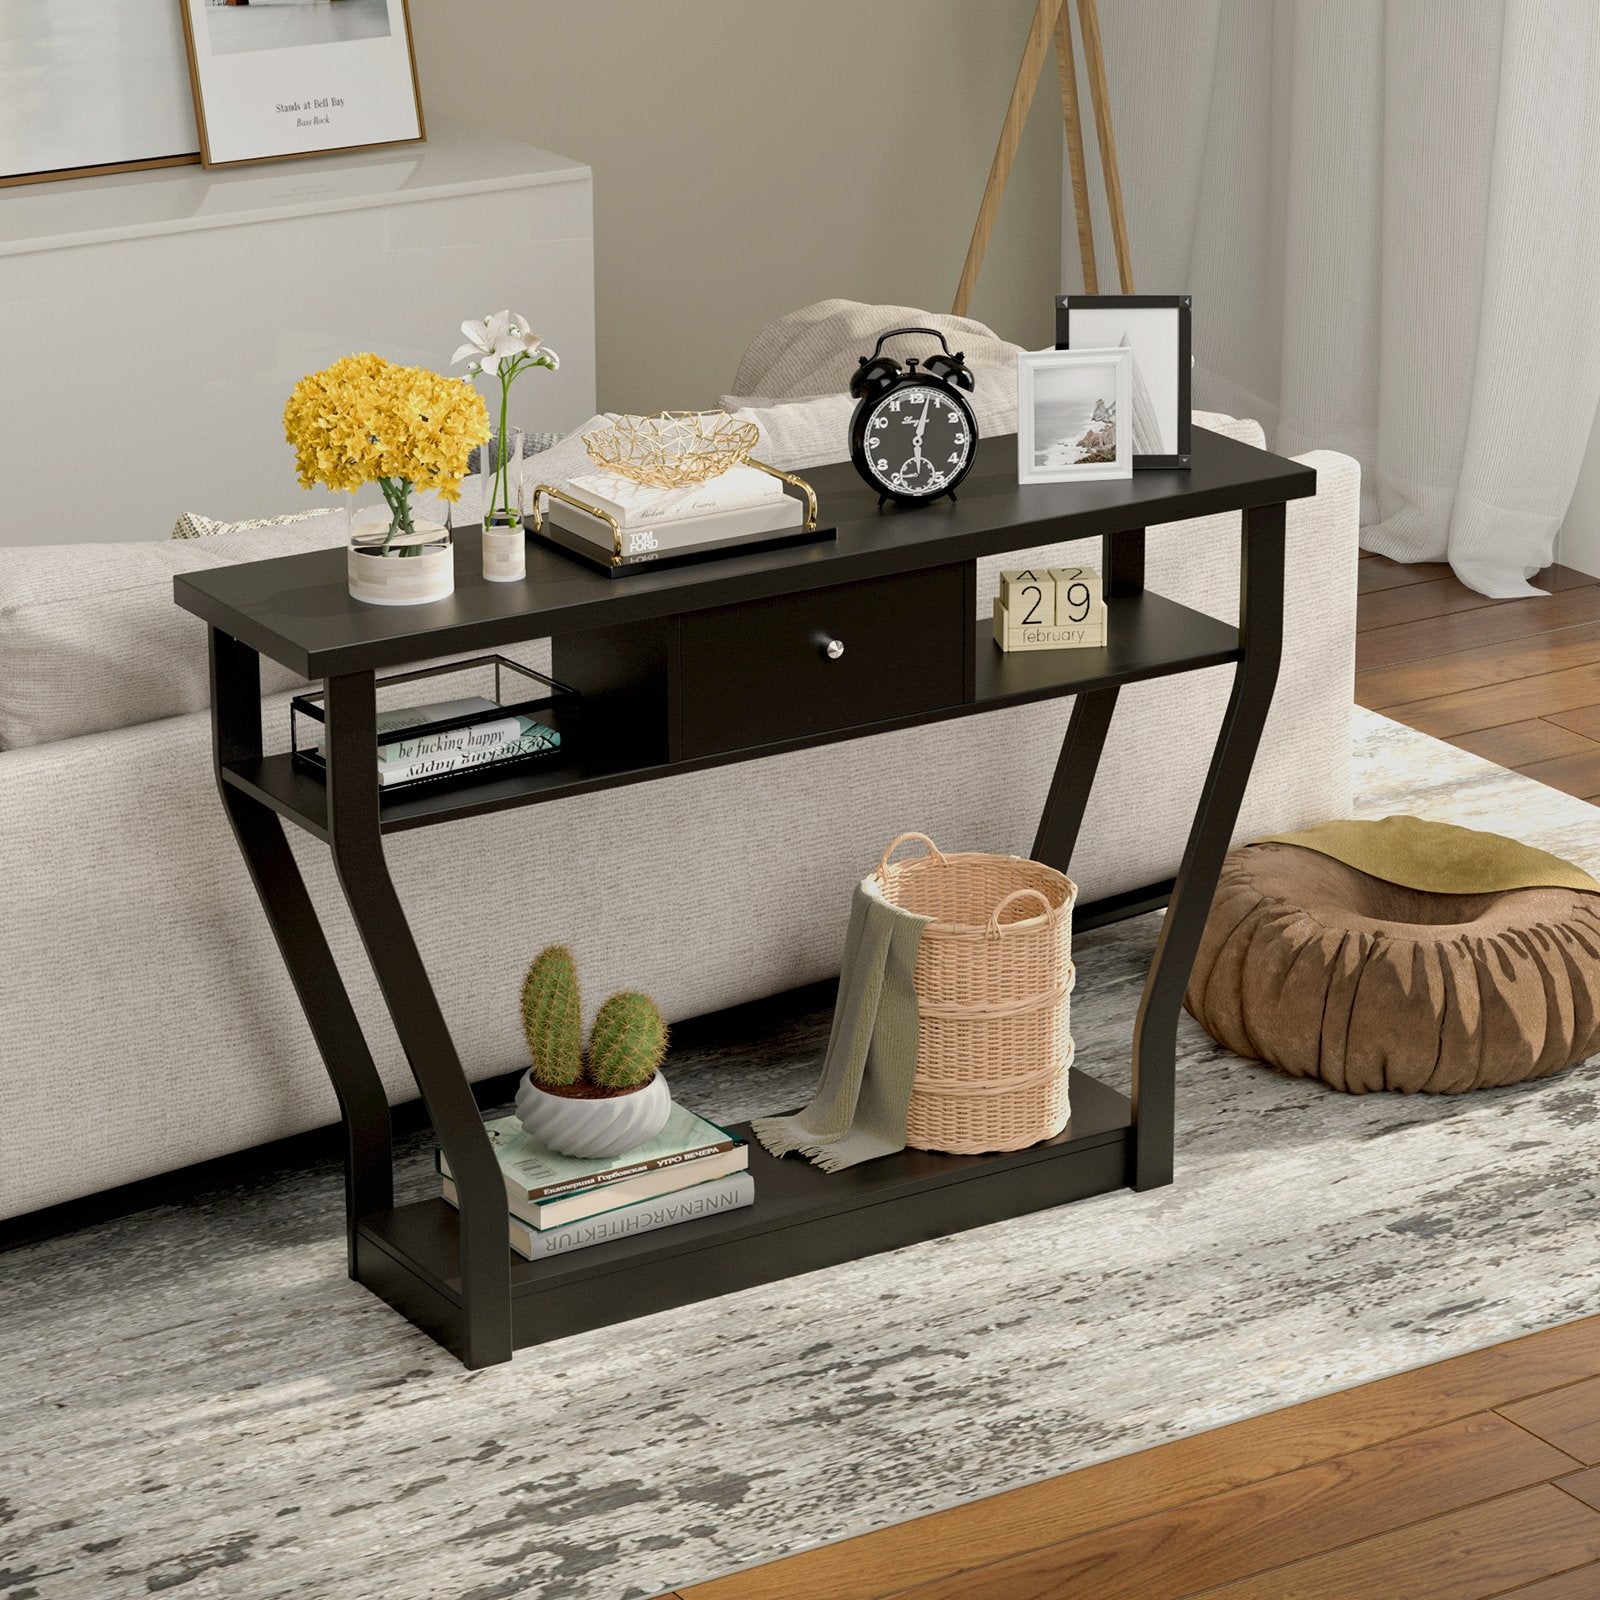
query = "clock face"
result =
(857, 385, 975, 502)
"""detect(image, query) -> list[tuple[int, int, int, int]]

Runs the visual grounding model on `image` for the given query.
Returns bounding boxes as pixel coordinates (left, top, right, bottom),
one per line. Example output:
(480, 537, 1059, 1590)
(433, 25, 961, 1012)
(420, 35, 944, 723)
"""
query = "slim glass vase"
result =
(481, 426, 527, 583)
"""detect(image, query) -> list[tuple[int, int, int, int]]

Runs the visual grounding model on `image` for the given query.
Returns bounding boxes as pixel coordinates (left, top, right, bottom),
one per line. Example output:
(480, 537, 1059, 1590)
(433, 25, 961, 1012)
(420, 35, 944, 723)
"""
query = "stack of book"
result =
(359, 695, 560, 788)
(438, 1102, 752, 1259)
(544, 462, 805, 570)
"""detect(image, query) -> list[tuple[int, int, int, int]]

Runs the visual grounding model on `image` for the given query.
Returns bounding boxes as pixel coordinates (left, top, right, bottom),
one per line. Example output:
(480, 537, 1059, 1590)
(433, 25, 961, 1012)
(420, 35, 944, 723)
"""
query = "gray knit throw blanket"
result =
(752, 881, 931, 1172)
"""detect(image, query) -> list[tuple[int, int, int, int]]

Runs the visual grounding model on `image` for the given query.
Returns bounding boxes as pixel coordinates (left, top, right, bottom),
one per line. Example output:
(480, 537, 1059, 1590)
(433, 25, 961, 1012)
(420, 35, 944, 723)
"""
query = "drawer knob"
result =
(822, 637, 845, 661)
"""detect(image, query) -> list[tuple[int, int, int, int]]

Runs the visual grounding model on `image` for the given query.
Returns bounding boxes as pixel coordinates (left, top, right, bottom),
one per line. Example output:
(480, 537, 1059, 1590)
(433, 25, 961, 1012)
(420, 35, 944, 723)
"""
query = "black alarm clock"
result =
(848, 326, 979, 507)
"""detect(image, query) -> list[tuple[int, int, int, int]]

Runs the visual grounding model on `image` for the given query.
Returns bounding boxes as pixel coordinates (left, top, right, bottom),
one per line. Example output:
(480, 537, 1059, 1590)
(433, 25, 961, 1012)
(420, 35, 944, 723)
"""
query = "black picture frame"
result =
(1056, 295, 1192, 471)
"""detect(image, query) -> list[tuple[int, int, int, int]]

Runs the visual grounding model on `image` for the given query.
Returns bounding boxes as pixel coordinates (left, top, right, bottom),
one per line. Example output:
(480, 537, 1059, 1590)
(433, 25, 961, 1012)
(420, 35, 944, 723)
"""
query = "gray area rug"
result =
(6, 709, 1600, 1600)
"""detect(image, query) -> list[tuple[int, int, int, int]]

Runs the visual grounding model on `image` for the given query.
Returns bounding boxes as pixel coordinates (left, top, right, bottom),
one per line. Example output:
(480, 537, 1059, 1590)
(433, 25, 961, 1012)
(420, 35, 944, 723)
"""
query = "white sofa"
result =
(0, 408, 1358, 1222)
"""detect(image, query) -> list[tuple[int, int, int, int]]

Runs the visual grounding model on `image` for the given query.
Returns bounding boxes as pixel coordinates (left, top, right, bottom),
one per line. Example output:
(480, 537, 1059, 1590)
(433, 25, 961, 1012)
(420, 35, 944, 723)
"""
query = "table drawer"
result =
(677, 566, 967, 759)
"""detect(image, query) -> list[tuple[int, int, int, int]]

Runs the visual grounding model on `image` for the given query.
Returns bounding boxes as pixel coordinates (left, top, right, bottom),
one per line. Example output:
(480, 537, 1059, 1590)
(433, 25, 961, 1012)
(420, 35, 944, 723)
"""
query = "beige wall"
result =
(409, 1, 1062, 415)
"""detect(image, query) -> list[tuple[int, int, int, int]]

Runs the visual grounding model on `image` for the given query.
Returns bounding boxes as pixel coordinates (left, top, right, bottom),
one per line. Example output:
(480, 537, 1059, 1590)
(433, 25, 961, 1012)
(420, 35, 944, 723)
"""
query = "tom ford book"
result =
(547, 496, 804, 564)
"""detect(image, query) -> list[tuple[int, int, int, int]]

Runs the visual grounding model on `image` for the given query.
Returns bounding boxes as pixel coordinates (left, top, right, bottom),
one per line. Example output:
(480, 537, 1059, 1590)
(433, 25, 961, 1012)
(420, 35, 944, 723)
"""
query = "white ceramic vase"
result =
(347, 520, 454, 606)
(514, 1070, 672, 1158)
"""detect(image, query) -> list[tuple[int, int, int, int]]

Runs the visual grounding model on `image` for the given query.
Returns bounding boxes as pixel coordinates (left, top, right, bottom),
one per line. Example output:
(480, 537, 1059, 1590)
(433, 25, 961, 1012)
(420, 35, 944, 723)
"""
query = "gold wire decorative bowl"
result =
(582, 410, 761, 489)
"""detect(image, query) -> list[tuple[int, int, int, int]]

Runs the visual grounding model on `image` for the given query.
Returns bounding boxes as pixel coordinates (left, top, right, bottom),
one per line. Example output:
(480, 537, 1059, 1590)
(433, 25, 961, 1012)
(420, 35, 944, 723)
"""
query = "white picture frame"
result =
(0, 0, 199, 187)
(1016, 348, 1134, 484)
(178, 0, 425, 170)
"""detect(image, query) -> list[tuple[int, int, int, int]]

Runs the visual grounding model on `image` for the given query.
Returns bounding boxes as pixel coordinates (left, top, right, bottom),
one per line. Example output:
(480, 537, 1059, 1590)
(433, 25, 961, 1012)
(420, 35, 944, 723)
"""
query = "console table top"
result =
(175, 425, 1314, 678)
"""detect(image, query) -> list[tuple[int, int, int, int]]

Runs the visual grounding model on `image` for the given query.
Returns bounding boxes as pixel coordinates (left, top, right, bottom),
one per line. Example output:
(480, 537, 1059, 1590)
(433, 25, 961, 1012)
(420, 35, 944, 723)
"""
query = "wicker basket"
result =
(873, 833, 1077, 1155)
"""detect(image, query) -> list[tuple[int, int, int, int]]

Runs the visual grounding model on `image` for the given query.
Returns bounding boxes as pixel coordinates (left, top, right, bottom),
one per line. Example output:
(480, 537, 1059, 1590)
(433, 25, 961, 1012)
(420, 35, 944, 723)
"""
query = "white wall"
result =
(408, 0, 1063, 414)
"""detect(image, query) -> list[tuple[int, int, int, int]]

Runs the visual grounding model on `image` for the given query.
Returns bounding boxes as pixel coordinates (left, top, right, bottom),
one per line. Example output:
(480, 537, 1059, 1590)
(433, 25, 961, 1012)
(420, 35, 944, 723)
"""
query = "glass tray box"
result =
(291, 655, 578, 798)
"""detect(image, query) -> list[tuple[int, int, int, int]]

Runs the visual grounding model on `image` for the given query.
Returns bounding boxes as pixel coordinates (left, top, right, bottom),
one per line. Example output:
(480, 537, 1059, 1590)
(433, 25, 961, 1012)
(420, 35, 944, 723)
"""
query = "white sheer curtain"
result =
(1073, 0, 1600, 596)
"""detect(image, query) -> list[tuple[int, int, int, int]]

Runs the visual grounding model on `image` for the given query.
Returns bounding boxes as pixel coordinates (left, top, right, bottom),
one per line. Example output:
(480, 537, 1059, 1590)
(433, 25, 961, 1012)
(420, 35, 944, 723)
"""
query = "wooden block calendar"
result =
(997, 569, 1056, 625)
(994, 566, 1106, 651)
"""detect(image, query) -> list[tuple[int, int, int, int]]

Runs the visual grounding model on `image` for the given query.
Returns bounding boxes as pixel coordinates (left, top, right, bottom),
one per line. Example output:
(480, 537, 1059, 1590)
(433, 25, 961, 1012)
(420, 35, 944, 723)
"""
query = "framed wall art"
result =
(178, 0, 426, 169)
(1056, 295, 1192, 470)
(1016, 347, 1133, 484)
(0, 0, 199, 188)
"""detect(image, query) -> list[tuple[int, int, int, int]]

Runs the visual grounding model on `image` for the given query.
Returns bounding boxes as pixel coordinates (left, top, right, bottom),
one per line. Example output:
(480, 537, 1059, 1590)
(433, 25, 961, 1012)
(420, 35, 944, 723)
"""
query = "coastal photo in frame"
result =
(0, 0, 198, 187)
(1057, 295, 1192, 469)
(178, 0, 425, 169)
(1017, 347, 1133, 484)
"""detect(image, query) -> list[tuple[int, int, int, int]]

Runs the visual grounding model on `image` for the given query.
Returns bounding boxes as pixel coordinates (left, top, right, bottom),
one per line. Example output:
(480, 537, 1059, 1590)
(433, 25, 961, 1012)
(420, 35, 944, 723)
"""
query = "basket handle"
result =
(877, 832, 947, 878)
(987, 887, 1055, 938)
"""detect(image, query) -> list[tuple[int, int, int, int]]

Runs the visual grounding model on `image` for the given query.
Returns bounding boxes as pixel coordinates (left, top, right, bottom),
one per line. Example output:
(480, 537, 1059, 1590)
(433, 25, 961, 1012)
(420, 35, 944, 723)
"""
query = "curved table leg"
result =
(210, 631, 393, 1276)
(322, 671, 514, 1369)
(1129, 503, 1286, 1190)
(1032, 686, 1120, 870)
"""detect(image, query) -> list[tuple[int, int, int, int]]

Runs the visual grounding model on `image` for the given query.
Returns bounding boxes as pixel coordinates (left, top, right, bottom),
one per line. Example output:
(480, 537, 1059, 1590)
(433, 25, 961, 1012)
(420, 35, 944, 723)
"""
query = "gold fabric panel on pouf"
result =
(1186, 818, 1600, 1094)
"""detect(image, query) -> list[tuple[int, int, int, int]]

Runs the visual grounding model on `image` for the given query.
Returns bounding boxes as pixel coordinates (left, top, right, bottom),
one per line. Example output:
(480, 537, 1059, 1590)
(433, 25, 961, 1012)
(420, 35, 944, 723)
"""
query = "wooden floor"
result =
(676, 1317, 1600, 1600)
(662, 553, 1600, 1600)
(1357, 554, 1600, 798)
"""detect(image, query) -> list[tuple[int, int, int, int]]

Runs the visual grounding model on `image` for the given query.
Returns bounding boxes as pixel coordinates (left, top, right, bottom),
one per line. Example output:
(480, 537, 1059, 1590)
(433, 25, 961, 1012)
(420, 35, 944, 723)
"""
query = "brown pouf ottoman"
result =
(1186, 817, 1600, 1093)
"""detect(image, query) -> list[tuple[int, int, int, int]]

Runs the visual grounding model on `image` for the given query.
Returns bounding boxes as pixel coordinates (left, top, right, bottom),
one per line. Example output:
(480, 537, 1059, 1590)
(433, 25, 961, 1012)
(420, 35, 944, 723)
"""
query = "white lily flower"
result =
(453, 310, 558, 384)
(453, 311, 529, 377)
(451, 317, 492, 370)
(503, 313, 560, 372)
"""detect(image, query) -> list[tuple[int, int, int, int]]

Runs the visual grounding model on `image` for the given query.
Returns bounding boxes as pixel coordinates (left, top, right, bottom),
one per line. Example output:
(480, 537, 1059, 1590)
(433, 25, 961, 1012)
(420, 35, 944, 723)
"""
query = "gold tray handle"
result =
(748, 458, 819, 532)
(529, 483, 624, 563)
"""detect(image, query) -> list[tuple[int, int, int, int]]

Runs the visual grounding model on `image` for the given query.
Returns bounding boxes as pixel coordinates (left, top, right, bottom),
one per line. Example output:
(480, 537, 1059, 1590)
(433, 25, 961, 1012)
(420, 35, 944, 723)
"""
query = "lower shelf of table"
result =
(354, 1067, 1133, 1359)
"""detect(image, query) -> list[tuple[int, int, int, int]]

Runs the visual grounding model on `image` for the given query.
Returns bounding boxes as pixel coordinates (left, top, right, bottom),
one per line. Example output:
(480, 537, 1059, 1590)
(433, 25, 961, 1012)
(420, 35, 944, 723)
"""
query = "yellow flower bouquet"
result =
(284, 353, 490, 553)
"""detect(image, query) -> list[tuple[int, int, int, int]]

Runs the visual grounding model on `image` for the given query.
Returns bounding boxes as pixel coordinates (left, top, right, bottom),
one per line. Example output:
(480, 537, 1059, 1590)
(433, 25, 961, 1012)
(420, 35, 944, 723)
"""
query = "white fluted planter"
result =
(513, 1070, 672, 1158)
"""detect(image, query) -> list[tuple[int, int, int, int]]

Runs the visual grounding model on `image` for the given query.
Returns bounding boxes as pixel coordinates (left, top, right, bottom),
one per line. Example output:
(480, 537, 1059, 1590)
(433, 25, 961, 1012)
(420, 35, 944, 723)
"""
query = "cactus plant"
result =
(587, 991, 669, 1092)
(521, 945, 584, 1088)
(516, 954, 673, 1151)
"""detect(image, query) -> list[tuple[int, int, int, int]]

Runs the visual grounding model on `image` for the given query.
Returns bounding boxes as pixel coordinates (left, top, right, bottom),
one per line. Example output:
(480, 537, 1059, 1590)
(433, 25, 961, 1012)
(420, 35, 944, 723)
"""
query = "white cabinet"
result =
(0, 123, 595, 544)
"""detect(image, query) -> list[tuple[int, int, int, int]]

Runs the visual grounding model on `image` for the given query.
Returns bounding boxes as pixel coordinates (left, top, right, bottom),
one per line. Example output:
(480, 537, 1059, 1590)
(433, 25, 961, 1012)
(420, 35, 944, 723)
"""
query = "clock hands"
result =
(906, 397, 933, 481)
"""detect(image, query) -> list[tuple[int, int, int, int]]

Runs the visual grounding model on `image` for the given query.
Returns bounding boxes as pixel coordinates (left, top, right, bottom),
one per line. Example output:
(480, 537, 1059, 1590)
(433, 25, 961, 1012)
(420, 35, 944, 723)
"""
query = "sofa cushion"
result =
(720, 394, 1261, 478)
(172, 508, 338, 542)
(721, 366, 1020, 473)
(728, 297, 1026, 400)
(0, 513, 346, 749)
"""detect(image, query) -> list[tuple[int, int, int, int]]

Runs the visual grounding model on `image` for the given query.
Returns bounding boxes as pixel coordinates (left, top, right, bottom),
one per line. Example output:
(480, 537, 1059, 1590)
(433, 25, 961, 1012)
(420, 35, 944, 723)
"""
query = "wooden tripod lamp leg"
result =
(1054, 3, 1098, 294)
(1076, 0, 1135, 293)
(952, 0, 1064, 318)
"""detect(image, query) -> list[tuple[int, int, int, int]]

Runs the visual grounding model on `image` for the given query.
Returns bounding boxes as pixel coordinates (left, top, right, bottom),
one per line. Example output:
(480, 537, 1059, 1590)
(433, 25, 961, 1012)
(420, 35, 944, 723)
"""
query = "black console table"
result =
(175, 427, 1315, 1369)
